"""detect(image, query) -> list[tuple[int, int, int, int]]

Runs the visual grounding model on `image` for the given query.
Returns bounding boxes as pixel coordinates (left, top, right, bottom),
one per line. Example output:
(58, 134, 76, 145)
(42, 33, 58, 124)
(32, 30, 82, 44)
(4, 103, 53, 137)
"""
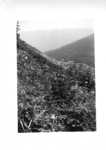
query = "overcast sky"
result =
(20, 28, 93, 52)
(20, 18, 93, 52)
(9, 0, 101, 52)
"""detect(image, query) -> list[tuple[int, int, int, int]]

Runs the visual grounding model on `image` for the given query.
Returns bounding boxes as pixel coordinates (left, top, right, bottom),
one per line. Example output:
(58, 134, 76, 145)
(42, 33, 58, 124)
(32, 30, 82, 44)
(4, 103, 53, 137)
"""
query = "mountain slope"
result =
(17, 38, 96, 132)
(45, 34, 94, 67)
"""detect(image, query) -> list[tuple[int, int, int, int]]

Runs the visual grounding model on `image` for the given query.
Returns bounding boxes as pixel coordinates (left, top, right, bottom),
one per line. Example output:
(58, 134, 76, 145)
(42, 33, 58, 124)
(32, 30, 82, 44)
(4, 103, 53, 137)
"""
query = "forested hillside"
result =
(17, 38, 96, 132)
(45, 34, 94, 67)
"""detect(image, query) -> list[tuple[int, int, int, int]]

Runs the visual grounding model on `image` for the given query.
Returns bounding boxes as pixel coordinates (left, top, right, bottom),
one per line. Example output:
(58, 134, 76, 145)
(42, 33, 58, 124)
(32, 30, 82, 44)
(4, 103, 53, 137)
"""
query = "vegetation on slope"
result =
(17, 38, 96, 132)
(45, 34, 94, 67)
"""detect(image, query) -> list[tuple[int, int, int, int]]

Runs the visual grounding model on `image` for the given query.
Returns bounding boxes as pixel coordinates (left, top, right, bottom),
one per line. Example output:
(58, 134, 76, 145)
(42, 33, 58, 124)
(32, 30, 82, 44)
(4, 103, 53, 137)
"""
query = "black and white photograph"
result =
(1, 0, 106, 150)
(17, 21, 96, 132)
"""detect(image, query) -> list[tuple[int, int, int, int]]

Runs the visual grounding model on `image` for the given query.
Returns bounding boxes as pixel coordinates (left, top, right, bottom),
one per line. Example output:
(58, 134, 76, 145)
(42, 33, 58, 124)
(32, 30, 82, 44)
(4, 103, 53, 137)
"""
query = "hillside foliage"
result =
(45, 34, 94, 67)
(17, 38, 96, 132)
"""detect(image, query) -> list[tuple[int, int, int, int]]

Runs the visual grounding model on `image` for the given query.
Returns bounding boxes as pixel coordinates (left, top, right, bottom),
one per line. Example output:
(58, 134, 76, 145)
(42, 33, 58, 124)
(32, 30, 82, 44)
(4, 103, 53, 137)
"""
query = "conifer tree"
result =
(16, 20, 20, 40)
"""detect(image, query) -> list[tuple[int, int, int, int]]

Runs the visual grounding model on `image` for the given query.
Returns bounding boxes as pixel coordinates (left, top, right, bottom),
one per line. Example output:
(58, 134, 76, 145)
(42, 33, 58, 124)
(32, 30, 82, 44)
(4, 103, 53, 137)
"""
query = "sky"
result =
(20, 28, 93, 52)
(3, 0, 104, 52)
(20, 19, 93, 52)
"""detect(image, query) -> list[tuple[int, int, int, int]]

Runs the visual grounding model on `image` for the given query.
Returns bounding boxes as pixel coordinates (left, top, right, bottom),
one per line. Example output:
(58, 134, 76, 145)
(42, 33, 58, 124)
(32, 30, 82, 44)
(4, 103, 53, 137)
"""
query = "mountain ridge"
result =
(17, 38, 96, 132)
(45, 34, 94, 67)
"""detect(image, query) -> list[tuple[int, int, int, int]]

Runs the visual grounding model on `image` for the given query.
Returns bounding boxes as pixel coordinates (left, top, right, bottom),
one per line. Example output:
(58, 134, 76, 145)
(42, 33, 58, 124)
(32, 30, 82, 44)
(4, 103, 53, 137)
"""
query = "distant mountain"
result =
(17, 38, 96, 132)
(45, 34, 95, 67)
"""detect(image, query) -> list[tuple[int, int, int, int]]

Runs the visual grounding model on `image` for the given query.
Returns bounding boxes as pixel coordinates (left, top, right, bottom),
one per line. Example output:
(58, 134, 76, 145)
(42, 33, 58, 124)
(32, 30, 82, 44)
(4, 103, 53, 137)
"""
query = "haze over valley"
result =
(20, 28, 93, 52)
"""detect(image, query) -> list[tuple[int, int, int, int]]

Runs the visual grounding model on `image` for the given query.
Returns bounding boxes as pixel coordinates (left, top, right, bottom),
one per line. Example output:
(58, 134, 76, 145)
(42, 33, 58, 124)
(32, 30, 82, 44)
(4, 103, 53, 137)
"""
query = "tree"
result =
(16, 20, 20, 40)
